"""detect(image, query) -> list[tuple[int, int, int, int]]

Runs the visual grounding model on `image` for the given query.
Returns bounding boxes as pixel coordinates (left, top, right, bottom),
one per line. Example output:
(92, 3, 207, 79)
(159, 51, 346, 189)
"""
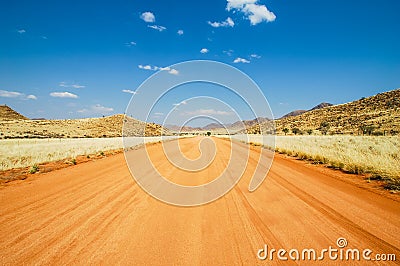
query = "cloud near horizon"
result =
(122, 89, 138, 94)
(77, 104, 114, 114)
(59, 82, 85, 89)
(182, 109, 233, 116)
(0, 89, 37, 100)
(49, 92, 78, 98)
(173, 100, 187, 107)
(200, 48, 209, 54)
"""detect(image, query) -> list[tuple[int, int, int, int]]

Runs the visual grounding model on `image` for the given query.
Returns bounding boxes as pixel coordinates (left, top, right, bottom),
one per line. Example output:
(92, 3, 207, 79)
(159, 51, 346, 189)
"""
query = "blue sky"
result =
(0, 0, 399, 125)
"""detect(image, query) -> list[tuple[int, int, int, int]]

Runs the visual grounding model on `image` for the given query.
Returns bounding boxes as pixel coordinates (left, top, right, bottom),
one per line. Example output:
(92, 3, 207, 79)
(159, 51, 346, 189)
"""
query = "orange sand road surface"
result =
(0, 137, 399, 265)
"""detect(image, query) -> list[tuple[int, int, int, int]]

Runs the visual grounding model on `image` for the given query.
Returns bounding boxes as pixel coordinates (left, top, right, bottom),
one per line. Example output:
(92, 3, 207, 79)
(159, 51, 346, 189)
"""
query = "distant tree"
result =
(292, 128, 301, 135)
(282, 128, 289, 135)
(306, 129, 313, 135)
(359, 125, 366, 135)
(365, 126, 375, 135)
(319, 121, 330, 135)
(206, 131, 211, 136)
(359, 125, 375, 135)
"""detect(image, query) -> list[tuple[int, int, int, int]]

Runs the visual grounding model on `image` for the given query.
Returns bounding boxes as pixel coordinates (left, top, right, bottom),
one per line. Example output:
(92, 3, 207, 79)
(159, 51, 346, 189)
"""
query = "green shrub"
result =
(29, 164, 39, 174)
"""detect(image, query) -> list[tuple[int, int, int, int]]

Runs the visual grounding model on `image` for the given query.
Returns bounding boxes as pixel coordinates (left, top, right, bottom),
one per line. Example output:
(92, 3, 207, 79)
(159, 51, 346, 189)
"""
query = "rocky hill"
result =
(0, 105, 28, 121)
(0, 112, 171, 139)
(245, 89, 400, 135)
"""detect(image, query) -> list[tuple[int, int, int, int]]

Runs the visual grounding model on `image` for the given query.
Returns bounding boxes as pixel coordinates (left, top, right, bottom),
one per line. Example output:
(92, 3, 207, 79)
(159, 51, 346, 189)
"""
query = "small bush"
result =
(291, 128, 301, 135)
(384, 179, 400, 191)
(29, 164, 39, 174)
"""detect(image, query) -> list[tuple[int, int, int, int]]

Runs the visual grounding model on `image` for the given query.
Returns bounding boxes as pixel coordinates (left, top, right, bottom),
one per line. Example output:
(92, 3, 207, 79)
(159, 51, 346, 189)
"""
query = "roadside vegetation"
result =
(230, 134, 400, 191)
(0, 138, 123, 171)
(0, 137, 176, 171)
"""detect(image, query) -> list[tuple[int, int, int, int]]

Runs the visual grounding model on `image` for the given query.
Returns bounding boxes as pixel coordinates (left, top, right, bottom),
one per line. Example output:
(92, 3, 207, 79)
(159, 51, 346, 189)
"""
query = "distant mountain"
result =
(245, 89, 400, 135)
(165, 117, 270, 134)
(280, 102, 333, 119)
(202, 123, 224, 130)
(164, 124, 202, 132)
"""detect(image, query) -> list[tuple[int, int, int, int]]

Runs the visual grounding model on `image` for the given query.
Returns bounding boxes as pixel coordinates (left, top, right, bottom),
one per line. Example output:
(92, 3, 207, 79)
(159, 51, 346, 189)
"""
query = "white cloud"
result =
(122, 89, 137, 94)
(140, 12, 155, 23)
(250, 54, 261, 58)
(0, 90, 37, 100)
(138, 64, 179, 75)
(200, 48, 209, 54)
(26, 94, 37, 100)
(148, 25, 166, 32)
(233, 57, 250, 63)
(223, 49, 234, 56)
(226, 0, 257, 10)
(208, 17, 235, 28)
(173, 100, 187, 107)
(158, 66, 171, 71)
(226, 0, 276, 25)
(138, 64, 153, 70)
(183, 109, 233, 116)
(78, 104, 114, 114)
(0, 90, 22, 98)
(17, 29, 26, 34)
(177, 29, 184, 35)
(71, 84, 85, 89)
(125, 41, 136, 47)
(168, 69, 179, 75)
(59, 82, 85, 89)
(243, 4, 276, 25)
(49, 92, 78, 98)
(91, 104, 113, 113)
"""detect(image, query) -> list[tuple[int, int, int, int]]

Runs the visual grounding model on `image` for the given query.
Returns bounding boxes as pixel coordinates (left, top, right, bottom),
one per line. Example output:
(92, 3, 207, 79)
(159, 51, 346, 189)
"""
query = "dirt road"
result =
(0, 137, 399, 265)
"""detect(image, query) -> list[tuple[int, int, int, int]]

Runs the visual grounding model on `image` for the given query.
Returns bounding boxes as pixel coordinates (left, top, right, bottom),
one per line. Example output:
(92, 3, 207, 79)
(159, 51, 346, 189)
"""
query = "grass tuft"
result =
(29, 164, 39, 174)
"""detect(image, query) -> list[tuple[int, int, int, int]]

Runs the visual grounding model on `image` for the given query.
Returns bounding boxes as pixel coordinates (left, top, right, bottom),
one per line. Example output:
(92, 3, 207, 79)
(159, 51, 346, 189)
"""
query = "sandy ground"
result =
(0, 137, 399, 265)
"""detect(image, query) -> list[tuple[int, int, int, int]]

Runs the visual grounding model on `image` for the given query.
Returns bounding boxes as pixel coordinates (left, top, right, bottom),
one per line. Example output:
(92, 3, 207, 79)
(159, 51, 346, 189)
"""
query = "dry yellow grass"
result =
(227, 134, 400, 181)
(274, 136, 400, 179)
(0, 137, 177, 171)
